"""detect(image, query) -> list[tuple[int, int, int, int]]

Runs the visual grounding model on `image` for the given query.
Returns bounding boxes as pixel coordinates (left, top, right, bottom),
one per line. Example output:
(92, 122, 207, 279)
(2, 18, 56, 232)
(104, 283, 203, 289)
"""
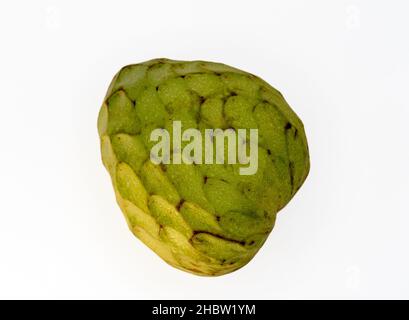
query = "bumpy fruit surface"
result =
(98, 58, 310, 276)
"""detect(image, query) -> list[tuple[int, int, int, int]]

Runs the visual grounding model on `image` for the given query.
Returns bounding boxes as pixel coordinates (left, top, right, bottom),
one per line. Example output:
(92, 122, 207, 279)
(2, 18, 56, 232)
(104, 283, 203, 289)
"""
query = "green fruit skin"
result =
(98, 58, 310, 276)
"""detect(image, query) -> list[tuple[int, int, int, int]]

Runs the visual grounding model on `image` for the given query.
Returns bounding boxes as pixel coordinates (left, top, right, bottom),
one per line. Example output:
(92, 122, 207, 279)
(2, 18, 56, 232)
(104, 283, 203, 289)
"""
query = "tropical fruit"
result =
(98, 58, 310, 276)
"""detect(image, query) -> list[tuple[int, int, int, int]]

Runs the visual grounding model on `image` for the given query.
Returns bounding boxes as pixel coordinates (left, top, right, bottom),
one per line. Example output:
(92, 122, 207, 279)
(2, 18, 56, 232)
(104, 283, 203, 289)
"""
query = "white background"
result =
(0, 0, 408, 299)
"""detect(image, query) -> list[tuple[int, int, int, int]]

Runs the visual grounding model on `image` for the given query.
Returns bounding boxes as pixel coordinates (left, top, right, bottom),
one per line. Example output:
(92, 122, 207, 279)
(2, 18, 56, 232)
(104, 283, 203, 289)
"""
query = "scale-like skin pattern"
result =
(98, 58, 310, 276)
